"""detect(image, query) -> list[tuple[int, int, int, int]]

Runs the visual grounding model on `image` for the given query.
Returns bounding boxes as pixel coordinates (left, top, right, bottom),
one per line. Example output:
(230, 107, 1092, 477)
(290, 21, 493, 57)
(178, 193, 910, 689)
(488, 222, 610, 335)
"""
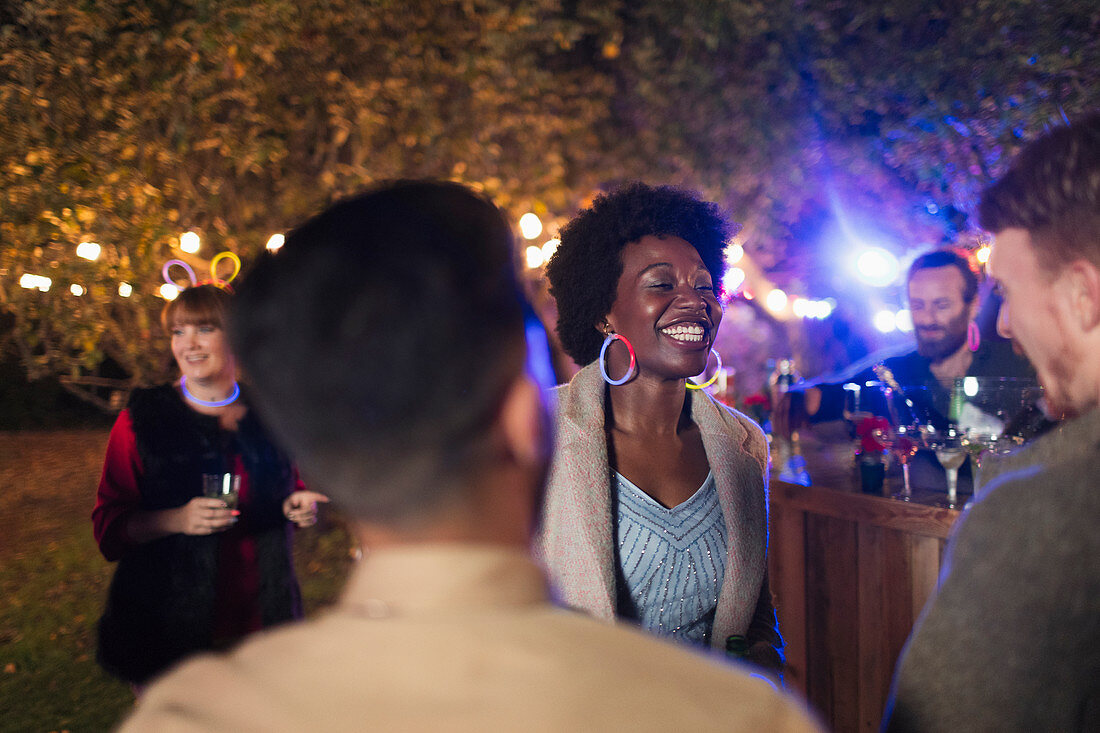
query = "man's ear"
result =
(497, 374, 551, 470)
(1065, 259, 1100, 332)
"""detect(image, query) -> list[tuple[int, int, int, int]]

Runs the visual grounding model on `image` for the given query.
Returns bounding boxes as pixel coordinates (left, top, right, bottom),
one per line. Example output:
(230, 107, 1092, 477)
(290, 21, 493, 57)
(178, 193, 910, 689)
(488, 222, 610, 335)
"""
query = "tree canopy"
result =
(2, 0, 1097, 405)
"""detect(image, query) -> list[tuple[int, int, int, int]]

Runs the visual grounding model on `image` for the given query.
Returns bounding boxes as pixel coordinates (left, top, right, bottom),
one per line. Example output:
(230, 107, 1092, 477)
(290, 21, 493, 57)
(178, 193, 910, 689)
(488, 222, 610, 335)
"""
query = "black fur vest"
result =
(96, 385, 302, 684)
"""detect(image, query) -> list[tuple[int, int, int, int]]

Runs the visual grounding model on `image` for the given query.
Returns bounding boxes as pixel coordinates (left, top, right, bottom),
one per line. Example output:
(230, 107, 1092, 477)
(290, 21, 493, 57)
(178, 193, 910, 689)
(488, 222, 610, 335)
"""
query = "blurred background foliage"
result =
(1, 0, 1097, 406)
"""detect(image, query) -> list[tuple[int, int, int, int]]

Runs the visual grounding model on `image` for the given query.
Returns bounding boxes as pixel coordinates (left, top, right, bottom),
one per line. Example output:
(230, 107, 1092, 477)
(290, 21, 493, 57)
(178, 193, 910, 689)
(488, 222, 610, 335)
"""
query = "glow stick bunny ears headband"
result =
(162, 251, 242, 291)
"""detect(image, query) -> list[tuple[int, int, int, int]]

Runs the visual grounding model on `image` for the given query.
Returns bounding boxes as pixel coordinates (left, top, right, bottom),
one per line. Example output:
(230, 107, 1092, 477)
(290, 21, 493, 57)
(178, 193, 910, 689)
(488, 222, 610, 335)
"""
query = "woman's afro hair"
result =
(546, 182, 736, 366)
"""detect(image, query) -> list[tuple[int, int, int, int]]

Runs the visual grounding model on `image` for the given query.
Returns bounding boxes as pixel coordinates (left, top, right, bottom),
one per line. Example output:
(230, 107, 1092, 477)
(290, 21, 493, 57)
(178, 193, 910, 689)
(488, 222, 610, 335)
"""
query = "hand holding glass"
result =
(203, 473, 240, 510)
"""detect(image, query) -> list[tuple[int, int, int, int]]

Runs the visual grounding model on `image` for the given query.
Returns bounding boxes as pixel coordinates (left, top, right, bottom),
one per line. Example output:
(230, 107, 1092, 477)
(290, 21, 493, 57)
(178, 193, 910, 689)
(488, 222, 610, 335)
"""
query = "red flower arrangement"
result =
(856, 415, 891, 453)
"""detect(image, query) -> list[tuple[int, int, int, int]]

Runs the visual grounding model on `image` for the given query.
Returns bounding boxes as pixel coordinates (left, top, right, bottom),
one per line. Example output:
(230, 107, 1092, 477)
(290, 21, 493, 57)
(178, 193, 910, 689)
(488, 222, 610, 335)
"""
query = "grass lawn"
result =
(0, 430, 354, 732)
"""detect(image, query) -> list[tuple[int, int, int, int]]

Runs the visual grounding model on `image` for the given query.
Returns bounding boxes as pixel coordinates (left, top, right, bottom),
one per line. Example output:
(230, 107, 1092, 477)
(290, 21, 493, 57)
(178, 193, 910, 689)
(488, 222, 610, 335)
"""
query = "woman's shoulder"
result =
(550, 363, 604, 425)
(704, 391, 766, 436)
(694, 392, 769, 467)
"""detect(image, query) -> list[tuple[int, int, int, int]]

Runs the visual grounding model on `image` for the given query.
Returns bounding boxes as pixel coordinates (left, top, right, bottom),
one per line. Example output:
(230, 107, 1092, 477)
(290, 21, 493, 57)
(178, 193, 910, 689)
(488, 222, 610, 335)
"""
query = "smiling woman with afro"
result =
(546, 182, 734, 366)
(535, 182, 784, 676)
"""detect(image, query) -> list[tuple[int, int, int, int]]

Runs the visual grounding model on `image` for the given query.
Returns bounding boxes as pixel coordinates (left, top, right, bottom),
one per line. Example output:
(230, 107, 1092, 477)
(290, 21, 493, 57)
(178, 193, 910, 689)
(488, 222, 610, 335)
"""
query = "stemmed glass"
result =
(928, 429, 966, 508)
(888, 425, 921, 501)
(953, 376, 1043, 494)
(961, 432, 998, 494)
(874, 380, 928, 502)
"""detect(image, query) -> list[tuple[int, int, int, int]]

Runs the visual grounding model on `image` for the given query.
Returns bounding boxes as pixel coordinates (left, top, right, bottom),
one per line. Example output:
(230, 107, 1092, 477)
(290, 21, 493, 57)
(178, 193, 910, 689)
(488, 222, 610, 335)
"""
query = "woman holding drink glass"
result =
(92, 284, 326, 687)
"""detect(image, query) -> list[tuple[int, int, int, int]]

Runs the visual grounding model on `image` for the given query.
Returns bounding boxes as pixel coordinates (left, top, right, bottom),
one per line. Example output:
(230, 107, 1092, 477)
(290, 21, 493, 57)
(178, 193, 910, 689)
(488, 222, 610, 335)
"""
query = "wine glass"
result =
(961, 431, 999, 494)
(889, 425, 920, 501)
(928, 429, 966, 508)
(954, 376, 1044, 494)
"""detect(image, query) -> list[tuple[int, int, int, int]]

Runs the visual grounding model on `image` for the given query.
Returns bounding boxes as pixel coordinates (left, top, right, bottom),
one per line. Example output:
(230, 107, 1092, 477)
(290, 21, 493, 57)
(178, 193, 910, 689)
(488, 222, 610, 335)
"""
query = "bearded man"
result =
(777, 249, 1033, 436)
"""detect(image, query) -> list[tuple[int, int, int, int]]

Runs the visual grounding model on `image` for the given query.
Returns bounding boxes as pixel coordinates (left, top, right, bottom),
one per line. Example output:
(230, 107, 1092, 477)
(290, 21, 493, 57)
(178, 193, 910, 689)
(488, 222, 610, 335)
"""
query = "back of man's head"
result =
(230, 181, 528, 524)
(979, 113, 1100, 270)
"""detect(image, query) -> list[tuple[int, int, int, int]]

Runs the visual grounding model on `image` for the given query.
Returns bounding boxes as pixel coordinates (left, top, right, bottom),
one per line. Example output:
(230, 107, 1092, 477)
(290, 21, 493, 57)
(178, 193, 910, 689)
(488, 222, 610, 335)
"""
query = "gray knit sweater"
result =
(884, 409, 1100, 732)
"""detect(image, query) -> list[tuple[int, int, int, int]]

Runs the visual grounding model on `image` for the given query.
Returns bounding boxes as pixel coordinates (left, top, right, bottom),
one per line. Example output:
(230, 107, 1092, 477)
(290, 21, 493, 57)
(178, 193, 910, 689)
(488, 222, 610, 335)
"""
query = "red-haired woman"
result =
(92, 284, 326, 688)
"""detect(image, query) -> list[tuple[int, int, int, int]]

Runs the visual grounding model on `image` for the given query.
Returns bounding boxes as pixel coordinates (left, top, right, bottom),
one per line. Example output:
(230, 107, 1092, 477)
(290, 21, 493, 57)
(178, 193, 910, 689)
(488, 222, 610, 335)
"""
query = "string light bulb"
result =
(519, 213, 543, 240)
(541, 238, 559, 261)
(179, 231, 201, 254)
(76, 242, 101, 261)
(525, 245, 545, 269)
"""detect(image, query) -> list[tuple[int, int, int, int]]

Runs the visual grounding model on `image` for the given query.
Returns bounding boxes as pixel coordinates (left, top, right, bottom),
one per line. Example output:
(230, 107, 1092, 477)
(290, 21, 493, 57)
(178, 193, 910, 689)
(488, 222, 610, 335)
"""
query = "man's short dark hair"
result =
(907, 249, 979, 304)
(979, 113, 1100, 274)
(546, 182, 735, 366)
(229, 181, 526, 523)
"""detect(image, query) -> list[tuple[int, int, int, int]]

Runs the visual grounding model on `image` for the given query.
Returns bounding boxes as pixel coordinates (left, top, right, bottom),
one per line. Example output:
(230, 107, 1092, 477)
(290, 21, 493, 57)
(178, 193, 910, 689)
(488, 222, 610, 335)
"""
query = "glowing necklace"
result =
(180, 376, 240, 408)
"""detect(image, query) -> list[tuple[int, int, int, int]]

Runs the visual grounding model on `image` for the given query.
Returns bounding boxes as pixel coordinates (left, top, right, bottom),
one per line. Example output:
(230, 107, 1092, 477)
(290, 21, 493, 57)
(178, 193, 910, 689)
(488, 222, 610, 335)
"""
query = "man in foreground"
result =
(884, 115, 1100, 730)
(119, 181, 820, 731)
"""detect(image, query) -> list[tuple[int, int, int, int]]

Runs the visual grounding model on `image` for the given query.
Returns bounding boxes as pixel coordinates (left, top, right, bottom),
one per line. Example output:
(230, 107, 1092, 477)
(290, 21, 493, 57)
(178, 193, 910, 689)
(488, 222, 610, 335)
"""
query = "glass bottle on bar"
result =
(769, 358, 810, 486)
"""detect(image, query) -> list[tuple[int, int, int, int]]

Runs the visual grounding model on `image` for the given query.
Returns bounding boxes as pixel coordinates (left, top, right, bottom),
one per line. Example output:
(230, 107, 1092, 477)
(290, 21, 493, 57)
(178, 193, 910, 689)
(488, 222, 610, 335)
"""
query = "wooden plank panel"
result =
(884, 531, 917, 664)
(910, 535, 944, 620)
(855, 527, 920, 731)
(772, 480, 958, 538)
(769, 503, 809, 695)
(805, 514, 860, 733)
(768, 482, 959, 733)
(856, 523, 887, 732)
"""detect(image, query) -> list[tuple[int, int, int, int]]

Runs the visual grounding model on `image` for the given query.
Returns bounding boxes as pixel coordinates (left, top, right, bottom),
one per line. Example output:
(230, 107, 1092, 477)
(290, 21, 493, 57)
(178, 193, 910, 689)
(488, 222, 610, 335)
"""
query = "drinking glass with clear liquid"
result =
(203, 473, 241, 510)
(929, 431, 966, 508)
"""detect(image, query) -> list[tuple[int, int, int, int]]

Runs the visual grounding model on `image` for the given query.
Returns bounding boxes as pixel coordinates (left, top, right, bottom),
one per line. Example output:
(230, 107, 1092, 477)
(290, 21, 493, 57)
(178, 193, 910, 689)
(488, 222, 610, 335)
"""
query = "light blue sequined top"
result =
(613, 470, 727, 646)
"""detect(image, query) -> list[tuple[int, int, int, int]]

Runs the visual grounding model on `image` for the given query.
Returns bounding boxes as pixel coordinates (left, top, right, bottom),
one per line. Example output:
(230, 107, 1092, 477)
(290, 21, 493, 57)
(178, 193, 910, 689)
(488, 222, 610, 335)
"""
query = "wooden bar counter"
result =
(769, 441, 962, 732)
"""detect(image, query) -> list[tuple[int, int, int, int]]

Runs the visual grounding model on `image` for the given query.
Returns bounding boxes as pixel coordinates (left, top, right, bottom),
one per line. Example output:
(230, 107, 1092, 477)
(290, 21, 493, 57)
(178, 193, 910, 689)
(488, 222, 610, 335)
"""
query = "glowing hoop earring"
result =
(162, 260, 197, 288)
(967, 320, 981, 353)
(686, 348, 723, 390)
(599, 333, 636, 386)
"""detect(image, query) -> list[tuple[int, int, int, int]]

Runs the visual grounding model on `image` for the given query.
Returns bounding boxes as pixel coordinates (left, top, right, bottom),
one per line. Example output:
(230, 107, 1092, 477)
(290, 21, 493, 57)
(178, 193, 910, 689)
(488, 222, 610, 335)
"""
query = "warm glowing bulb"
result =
(525, 245, 545, 269)
(266, 233, 285, 251)
(725, 243, 744, 264)
(160, 283, 180, 300)
(792, 298, 810, 319)
(519, 213, 543, 240)
(20, 273, 52, 292)
(765, 288, 788, 314)
(179, 231, 201, 253)
(975, 245, 991, 264)
(541, 238, 559, 261)
(118, 282, 133, 297)
(895, 308, 913, 332)
(70, 283, 85, 296)
(76, 241, 101, 261)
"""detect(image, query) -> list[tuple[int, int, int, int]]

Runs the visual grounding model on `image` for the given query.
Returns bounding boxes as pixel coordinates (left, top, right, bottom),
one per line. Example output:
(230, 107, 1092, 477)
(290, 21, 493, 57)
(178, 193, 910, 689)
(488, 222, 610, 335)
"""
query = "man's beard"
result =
(915, 312, 969, 363)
